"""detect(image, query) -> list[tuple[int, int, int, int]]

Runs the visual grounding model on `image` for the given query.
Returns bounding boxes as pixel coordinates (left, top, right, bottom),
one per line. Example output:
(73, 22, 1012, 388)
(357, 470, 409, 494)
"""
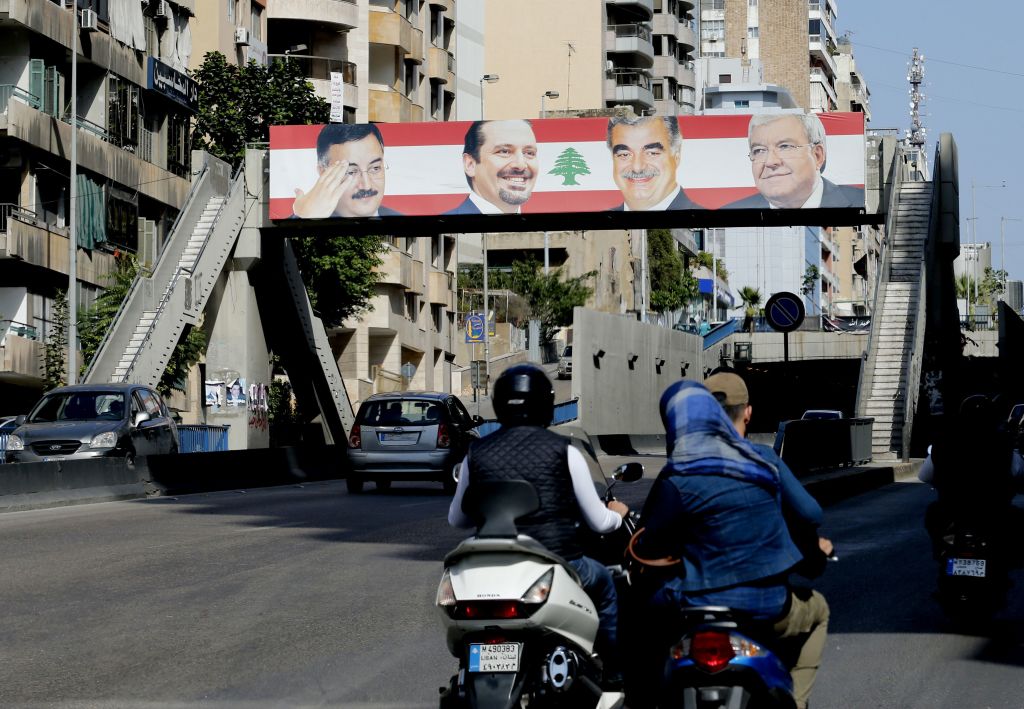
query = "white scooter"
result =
(436, 464, 643, 709)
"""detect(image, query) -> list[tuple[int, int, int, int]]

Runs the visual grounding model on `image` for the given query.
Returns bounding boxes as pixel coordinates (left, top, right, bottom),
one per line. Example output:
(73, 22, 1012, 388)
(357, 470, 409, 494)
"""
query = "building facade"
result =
(190, 0, 460, 406)
(1, 0, 198, 412)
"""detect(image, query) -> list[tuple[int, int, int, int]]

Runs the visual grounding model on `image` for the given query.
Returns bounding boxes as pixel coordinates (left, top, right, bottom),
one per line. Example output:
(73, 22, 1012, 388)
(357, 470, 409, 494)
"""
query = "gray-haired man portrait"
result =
(726, 112, 863, 210)
(606, 114, 702, 211)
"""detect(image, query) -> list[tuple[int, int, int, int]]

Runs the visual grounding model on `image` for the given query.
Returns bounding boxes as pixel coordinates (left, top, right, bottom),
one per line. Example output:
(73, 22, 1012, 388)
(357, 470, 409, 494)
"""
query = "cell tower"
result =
(907, 47, 926, 148)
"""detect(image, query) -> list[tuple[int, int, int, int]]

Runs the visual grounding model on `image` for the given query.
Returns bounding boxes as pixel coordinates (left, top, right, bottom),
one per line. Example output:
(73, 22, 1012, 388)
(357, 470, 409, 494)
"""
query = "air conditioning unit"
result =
(234, 27, 250, 46)
(80, 8, 98, 30)
(154, 0, 168, 18)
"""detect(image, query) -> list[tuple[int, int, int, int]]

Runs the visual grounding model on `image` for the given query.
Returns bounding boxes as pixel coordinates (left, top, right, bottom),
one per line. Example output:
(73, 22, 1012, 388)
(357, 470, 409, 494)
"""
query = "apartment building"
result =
(699, 0, 839, 112)
(0, 0, 198, 412)
(190, 0, 460, 404)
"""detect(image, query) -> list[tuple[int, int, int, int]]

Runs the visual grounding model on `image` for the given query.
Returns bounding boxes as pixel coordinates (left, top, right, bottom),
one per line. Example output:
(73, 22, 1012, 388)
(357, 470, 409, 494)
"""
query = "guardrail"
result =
(178, 425, 230, 453)
(475, 399, 579, 438)
(702, 318, 740, 350)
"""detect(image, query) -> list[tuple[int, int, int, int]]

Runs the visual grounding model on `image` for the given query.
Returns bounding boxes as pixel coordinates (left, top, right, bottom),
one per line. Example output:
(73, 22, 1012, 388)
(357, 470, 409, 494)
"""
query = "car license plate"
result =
(468, 643, 521, 673)
(946, 557, 986, 577)
(43, 456, 61, 462)
(379, 432, 417, 442)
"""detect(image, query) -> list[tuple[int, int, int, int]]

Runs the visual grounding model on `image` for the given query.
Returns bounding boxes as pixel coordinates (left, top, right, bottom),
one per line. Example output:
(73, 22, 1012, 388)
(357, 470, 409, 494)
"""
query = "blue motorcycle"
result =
(659, 606, 796, 709)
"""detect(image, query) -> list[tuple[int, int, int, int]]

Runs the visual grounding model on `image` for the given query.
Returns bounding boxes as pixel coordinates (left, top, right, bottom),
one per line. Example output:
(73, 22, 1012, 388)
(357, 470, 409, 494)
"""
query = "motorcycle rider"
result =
(448, 363, 629, 684)
(628, 378, 829, 709)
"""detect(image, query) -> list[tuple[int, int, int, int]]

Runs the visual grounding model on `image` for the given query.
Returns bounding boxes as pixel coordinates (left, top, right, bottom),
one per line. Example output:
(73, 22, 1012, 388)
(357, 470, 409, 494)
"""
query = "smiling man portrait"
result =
(446, 120, 539, 215)
(291, 123, 401, 219)
(727, 112, 864, 210)
(606, 114, 702, 211)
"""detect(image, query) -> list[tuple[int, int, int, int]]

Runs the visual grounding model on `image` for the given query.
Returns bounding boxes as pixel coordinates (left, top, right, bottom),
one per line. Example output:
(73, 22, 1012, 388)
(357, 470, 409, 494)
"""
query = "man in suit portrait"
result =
(606, 114, 702, 211)
(446, 120, 539, 215)
(291, 123, 401, 218)
(727, 112, 863, 210)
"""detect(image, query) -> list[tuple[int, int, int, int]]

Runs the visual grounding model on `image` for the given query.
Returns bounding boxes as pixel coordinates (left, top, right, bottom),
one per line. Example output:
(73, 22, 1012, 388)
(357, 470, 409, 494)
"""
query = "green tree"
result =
(548, 147, 591, 186)
(647, 228, 687, 313)
(78, 255, 206, 396)
(694, 250, 728, 281)
(290, 235, 387, 327)
(980, 267, 1007, 306)
(192, 52, 330, 167)
(801, 264, 820, 296)
(738, 286, 763, 334)
(461, 258, 595, 345)
(42, 290, 69, 390)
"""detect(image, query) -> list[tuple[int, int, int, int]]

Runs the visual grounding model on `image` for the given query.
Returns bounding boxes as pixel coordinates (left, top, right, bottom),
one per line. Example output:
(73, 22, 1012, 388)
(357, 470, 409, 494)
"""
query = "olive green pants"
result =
(773, 589, 830, 709)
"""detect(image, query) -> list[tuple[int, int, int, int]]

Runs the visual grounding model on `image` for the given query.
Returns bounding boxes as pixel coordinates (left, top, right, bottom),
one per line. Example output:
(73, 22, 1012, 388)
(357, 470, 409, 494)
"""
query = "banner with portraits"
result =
(268, 110, 865, 221)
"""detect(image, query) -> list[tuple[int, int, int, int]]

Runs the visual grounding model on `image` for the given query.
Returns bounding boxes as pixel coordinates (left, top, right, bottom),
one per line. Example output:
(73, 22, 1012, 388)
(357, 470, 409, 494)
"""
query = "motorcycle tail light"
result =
(437, 422, 450, 448)
(348, 424, 361, 449)
(436, 569, 456, 608)
(688, 630, 736, 673)
(521, 569, 554, 605)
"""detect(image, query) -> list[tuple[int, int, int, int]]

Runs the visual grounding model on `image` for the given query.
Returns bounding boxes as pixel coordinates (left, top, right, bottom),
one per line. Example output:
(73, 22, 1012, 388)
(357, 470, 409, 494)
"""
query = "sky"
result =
(837, 1, 1024, 281)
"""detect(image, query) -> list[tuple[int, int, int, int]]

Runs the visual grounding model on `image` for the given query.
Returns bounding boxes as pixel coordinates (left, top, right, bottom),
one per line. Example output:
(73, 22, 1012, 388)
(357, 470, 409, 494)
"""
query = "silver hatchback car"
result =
(5, 384, 179, 465)
(346, 392, 483, 493)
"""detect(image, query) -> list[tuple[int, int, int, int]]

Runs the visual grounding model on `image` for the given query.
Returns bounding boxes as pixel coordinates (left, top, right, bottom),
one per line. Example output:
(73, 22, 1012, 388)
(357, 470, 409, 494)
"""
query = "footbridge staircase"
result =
(856, 153, 934, 460)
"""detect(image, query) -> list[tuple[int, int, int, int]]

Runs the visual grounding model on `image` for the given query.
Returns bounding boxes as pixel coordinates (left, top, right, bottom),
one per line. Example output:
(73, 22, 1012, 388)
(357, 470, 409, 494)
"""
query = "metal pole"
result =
(68, 13, 78, 385)
(544, 232, 549, 275)
(972, 180, 977, 311)
(712, 230, 718, 323)
(482, 233, 490, 388)
(479, 78, 484, 120)
(640, 229, 648, 322)
(541, 94, 545, 119)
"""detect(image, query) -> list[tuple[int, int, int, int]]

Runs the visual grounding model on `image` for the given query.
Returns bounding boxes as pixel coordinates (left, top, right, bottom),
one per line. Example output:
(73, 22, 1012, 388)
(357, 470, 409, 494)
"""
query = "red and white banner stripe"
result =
(269, 113, 865, 219)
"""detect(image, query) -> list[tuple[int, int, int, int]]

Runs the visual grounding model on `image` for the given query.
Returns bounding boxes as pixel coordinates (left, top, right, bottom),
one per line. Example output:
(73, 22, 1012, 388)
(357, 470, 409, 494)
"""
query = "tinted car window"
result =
(138, 389, 162, 416)
(447, 397, 472, 429)
(359, 400, 442, 425)
(563, 345, 572, 357)
(29, 392, 125, 423)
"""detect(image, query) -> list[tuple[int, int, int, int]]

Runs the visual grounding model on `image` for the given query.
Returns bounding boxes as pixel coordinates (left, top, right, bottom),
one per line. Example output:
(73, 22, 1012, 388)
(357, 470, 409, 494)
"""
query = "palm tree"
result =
(738, 286, 762, 334)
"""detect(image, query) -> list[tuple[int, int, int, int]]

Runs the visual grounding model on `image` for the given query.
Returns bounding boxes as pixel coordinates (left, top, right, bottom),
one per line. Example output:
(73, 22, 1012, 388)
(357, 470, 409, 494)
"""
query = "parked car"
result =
(0, 416, 20, 464)
(801, 409, 843, 420)
(4, 384, 179, 465)
(556, 344, 573, 379)
(346, 391, 483, 494)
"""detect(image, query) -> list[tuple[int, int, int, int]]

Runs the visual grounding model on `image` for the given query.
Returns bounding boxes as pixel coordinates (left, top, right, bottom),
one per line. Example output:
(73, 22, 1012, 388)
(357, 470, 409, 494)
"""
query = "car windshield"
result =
(359, 400, 442, 426)
(563, 346, 572, 357)
(29, 392, 127, 423)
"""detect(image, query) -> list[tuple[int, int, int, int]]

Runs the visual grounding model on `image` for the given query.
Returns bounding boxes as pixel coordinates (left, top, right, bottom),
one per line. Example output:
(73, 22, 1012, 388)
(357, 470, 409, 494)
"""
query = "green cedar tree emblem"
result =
(548, 146, 591, 186)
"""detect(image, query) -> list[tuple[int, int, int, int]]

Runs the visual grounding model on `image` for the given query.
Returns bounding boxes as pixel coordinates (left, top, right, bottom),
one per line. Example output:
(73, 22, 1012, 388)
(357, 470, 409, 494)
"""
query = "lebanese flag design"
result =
(269, 112, 865, 220)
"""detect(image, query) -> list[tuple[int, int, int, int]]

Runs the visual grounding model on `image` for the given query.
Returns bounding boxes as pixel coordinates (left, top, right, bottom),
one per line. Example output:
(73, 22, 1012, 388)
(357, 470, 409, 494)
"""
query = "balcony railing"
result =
(0, 84, 42, 112)
(1, 318, 40, 342)
(267, 55, 357, 85)
(609, 23, 652, 41)
(609, 70, 651, 90)
(447, 51, 455, 72)
(0, 203, 38, 234)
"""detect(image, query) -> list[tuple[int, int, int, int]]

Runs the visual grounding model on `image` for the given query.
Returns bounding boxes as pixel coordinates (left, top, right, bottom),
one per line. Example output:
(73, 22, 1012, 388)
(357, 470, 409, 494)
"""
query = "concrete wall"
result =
(572, 307, 703, 436)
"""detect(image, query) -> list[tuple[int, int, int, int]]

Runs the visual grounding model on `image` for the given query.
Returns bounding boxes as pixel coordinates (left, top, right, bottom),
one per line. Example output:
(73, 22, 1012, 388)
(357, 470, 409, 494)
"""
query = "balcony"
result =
(678, 62, 696, 90)
(267, 0, 359, 29)
(407, 27, 425, 63)
(676, 22, 697, 51)
(607, 0, 654, 20)
(0, 329, 43, 381)
(427, 46, 449, 83)
(429, 0, 450, 9)
(809, 67, 837, 106)
(1, 92, 189, 209)
(427, 269, 454, 307)
(653, 11, 678, 36)
(0, 205, 116, 287)
(606, 24, 655, 68)
(604, 70, 655, 110)
(377, 246, 415, 289)
(808, 36, 838, 78)
(269, 56, 357, 105)
(446, 51, 456, 86)
(369, 87, 414, 122)
(370, 8, 415, 56)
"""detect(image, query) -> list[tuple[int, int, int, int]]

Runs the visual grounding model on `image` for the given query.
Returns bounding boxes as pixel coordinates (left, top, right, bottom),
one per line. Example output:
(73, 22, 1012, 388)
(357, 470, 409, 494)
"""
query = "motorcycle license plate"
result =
(468, 643, 522, 673)
(946, 557, 986, 577)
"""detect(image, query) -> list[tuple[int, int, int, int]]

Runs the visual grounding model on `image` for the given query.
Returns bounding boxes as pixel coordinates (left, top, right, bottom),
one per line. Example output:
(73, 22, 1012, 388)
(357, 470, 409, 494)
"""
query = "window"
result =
(107, 76, 140, 150)
(251, 6, 263, 41)
(166, 112, 191, 178)
(432, 304, 443, 333)
(227, 0, 234, 22)
(701, 20, 725, 41)
(747, 26, 759, 38)
(733, 100, 750, 108)
(144, 16, 160, 60)
(718, 74, 731, 84)
(652, 81, 664, 100)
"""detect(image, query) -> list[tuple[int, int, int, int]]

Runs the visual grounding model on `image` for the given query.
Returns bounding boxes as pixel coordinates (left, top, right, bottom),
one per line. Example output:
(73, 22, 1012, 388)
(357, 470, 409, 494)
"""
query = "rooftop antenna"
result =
(566, 42, 575, 112)
(907, 47, 927, 149)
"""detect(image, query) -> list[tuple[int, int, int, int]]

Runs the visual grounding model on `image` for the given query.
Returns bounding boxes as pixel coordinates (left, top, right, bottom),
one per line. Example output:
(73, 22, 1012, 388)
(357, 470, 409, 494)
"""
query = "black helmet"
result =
(492, 364, 555, 427)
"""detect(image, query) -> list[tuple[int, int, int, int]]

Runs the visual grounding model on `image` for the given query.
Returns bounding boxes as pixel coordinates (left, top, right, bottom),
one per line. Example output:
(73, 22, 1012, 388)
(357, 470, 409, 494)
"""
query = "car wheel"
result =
(375, 479, 392, 492)
(346, 476, 364, 494)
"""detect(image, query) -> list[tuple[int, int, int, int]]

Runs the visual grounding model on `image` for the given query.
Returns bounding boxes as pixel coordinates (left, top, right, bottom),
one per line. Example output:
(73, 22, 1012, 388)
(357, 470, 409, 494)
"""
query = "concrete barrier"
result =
(0, 446, 350, 512)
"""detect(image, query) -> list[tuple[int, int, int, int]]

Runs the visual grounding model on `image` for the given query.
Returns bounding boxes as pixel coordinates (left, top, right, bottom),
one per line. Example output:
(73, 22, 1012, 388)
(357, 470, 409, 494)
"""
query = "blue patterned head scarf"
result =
(659, 380, 779, 490)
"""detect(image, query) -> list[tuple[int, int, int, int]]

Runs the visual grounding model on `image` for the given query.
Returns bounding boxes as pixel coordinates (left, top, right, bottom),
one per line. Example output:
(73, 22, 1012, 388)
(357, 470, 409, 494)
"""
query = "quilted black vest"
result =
(468, 426, 584, 560)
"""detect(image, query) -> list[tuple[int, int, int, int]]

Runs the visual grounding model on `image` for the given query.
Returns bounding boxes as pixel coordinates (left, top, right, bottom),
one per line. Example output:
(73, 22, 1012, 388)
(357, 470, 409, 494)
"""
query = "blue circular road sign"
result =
(764, 292, 805, 333)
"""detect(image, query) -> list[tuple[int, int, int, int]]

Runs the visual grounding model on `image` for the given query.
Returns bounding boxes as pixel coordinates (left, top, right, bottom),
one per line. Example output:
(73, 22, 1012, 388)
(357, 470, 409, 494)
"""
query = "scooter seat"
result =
(444, 535, 584, 586)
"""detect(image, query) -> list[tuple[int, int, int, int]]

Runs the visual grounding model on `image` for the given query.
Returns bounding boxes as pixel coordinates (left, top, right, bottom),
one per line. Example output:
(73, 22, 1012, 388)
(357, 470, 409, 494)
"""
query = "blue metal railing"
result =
(702, 318, 741, 350)
(476, 399, 579, 438)
(178, 425, 230, 453)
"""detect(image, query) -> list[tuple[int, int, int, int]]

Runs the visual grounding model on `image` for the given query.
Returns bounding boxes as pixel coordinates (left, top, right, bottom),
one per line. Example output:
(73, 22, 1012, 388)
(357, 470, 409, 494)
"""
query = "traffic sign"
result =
(465, 313, 485, 343)
(764, 292, 805, 334)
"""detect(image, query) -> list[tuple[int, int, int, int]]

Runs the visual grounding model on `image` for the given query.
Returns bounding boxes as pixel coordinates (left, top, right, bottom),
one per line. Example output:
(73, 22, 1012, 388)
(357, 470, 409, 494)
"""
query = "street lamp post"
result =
(970, 179, 1006, 312)
(478, 74, 498, 385)
(479, 73, 499, 120)
(540, 90, 558, 275)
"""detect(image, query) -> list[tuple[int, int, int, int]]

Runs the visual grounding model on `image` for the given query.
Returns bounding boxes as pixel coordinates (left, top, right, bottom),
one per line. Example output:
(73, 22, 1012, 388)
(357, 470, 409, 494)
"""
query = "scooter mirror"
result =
(612, 462, 644, 483)
(452, 464, 461, 483)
